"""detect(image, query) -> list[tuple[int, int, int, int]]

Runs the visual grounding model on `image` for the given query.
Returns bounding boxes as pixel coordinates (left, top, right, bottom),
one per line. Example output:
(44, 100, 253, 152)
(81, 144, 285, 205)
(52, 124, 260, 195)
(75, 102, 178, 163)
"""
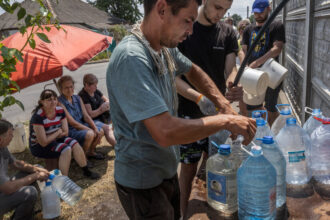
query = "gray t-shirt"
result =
(0, 147, 15, 185)
(106, 35, 192, 189)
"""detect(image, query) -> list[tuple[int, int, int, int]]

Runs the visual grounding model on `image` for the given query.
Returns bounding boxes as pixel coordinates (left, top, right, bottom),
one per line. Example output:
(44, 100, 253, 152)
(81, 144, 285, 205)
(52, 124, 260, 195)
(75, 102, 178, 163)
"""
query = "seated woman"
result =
(78, 73, 116, 146)
(57, 76, 105, 160)
(29, 89, 99, 179)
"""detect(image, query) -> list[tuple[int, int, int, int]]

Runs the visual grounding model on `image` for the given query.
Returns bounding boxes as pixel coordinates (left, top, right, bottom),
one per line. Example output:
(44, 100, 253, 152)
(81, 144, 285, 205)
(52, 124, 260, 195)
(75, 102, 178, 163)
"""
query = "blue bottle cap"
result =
(286, 117, 296, 125)
(45, 181, 52, 187)
(312, 109, 321, 115)
(53, 169, 60, 175)
(262, 136, 274, 144)
(48, 174, 55, 180)
(251, 146, 262, 156)
(218, 144, 231, 155)
(252, 111, 262, 119)
(256, 118, 266, 126)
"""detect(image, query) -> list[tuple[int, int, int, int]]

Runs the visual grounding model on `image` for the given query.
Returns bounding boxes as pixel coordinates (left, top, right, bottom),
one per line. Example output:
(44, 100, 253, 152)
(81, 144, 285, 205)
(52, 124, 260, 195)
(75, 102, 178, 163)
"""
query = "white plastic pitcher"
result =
(8, 123, 27, 153)
(240, 68, 269, 95)
(260, 58, 288, 89)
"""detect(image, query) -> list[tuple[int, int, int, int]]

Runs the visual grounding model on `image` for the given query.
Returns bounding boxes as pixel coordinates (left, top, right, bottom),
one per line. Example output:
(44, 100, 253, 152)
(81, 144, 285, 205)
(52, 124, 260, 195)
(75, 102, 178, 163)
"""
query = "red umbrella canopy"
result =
(1, 25, 112, 89)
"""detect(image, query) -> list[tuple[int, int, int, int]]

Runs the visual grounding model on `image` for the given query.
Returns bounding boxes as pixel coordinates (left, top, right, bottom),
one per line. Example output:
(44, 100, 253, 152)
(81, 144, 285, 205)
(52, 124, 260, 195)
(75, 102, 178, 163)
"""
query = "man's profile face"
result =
(204, 0, 232, 25)
(160, 0, 198, 48)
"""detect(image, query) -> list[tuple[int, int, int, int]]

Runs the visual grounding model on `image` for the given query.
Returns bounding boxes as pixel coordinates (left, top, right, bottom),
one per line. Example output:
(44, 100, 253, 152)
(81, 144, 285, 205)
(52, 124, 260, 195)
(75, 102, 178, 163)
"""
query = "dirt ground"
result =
(4, 138, 128, 220)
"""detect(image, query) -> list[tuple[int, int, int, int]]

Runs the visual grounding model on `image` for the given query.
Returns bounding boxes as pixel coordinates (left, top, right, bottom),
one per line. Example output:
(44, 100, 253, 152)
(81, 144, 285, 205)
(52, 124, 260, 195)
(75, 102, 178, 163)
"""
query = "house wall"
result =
(273, 0, 330, 122)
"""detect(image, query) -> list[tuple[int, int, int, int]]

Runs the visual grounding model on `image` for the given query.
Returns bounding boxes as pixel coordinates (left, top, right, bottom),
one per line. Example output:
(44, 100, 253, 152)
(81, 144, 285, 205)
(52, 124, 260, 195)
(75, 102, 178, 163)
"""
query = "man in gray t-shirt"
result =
(106, 0, 257, 219)
(0, 120, 49, 220)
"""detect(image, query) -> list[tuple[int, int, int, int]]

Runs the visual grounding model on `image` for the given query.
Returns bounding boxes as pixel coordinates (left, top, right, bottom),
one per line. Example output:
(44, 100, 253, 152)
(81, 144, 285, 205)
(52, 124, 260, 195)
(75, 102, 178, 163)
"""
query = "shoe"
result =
(83, 170, 100, 180)
(87, 160, 94, 168)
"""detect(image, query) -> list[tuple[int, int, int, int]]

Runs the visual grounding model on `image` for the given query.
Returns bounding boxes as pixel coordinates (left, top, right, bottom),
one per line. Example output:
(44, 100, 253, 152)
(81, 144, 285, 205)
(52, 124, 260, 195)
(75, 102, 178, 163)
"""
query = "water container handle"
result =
(314, 117, 330, 124)
(275, 104, 291, 113)
(211, 141, 219, 149)
(304, 107, 314, 115)
(241, 145, 253, 156)
(252, 110, 268, 122)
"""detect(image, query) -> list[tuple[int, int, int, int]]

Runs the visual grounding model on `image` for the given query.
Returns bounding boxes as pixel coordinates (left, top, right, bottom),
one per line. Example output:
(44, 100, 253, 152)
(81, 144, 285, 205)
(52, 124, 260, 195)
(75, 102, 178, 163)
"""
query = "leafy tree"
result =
(231, 14, 242, 26)
(88, 0, 143, 24)
(0, 0, 58, 118)
(249, 14, 255, 23)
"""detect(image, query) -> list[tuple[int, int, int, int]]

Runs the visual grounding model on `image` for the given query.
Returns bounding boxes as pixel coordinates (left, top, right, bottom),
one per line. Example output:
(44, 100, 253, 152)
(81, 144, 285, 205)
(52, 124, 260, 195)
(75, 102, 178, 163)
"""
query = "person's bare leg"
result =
(268, 111, 279, 127)
(83, 130, 94, 154)
(89, 129, 104, 155)
(58, 148, 72, 176)
(103, 124, 116, 146)
(72, 144, 87, 167)
(179, 162, 198, 219)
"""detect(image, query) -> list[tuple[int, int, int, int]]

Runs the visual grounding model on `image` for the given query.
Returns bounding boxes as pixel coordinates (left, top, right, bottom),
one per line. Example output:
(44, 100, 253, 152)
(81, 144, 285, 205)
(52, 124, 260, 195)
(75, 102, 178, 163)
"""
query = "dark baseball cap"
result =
(252, 0, 270, 13)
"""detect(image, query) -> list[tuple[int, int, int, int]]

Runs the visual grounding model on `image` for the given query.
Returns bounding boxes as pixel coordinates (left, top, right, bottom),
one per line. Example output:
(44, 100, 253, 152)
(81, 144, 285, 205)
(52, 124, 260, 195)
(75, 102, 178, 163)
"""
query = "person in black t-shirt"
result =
(241, 0, 286, 125)
(176, 0, 243, 217)
(79, 74, 116, 146)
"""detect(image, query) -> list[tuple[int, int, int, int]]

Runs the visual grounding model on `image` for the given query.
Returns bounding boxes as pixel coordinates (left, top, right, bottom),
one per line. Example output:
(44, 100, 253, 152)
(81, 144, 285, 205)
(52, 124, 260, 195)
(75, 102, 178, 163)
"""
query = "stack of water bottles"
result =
(41, 169, 83, 219)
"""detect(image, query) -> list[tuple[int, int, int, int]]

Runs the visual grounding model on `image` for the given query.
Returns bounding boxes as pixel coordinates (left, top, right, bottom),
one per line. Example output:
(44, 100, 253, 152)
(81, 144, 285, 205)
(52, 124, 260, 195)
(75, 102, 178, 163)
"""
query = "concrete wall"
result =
(274, 0, 330, 122)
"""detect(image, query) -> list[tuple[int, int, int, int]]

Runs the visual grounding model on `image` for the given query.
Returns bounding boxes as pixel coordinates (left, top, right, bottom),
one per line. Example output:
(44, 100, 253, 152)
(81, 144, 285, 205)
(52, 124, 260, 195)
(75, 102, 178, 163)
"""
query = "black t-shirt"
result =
(242, 20, 286, 65)
(78, 89, 110, 123)
(178, 21, 238, 118)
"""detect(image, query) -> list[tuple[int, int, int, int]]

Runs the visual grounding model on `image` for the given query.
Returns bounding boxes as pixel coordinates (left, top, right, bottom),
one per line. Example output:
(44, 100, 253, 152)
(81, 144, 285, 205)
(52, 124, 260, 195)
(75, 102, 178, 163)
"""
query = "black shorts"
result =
(179, 137, 209, 164)
(246, 83, 283, 112)
(30, 137, 78, 159)
(115, 175, 180, 220)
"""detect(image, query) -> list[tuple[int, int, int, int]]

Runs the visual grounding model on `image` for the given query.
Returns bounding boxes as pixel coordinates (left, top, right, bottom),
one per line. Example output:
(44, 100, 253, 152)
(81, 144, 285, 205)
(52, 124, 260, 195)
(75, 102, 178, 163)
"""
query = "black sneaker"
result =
(83, 170, 100, 180)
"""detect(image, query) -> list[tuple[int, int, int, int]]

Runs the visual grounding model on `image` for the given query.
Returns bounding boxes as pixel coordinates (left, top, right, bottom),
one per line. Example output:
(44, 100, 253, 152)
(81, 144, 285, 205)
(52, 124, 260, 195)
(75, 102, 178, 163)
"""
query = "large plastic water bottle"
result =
(41, 181, 61, 219)
(208, 130, 231, 156)
(271, 104, 293, 136)
(49, 169, 83, 206)
(303, 107, 323, 137)
(237, 146, 277, 220)
(252, 110, 273, 145)
(259, 136, 286, 208)
(276, 118, 311, 184)
(206, 144, 238, 215)
(310, 118, 330, 198)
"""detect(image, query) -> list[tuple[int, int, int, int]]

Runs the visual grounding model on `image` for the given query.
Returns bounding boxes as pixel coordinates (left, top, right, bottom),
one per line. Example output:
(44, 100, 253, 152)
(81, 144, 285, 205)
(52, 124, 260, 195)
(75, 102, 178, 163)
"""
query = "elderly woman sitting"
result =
(78, 73, 116, 146)
(57, 76, 105, 160)
(29, 89, 99, 179)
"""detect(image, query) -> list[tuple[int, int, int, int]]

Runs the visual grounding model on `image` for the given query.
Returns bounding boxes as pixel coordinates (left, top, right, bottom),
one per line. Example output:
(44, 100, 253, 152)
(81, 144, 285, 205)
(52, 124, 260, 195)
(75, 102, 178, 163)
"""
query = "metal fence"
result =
(273, 0, 330, 123)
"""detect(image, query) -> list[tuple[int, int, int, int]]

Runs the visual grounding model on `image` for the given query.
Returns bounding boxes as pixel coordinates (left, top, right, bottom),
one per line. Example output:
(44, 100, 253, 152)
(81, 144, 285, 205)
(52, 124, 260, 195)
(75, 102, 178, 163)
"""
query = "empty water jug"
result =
(41, 181, 61, 219)
(237, 146, 277, 220)
(206, 144, 238, 215)
(259, 136, 286, 208)
(303, 107, 323, 137)
(310, 118, 330, 199)
(49, 169, 83, 206)
(271, 104, 293, 136)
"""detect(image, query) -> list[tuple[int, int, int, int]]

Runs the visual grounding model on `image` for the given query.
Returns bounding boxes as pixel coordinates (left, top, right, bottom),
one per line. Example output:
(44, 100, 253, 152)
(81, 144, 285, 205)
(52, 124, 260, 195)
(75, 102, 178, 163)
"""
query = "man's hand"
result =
(34, 171, 49, 181)
(225, 82, 243, 103)
(249, 60, 260, 69)
(225, 115, 257, 146)
(34, 166, 50, 175)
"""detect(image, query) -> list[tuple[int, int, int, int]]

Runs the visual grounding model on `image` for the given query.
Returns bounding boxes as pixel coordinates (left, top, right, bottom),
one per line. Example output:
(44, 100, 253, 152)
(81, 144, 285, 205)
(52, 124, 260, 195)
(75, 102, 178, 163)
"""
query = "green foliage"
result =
(231, 14, 242, 26)
(249, 14, 255, 24)
(88, 0, 143, 24)
(109, 24, 128, 41)
(90, 50, 109, 61)
(0, 0, 57, 118)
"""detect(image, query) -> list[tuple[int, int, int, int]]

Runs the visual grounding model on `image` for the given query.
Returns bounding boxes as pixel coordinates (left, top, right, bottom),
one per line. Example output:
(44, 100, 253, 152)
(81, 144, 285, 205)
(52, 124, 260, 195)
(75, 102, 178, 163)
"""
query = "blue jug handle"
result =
(252, 110, 268, 122)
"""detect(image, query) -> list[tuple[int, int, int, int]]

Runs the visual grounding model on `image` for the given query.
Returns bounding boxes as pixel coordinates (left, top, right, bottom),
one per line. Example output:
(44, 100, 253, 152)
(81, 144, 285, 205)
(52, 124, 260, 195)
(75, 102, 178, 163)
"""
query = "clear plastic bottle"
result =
(303, 107, 323, 137)
(276, 118, 311, 186)
(208, 130, 231, 156)
(41, 181, 61, 219)
(237, 146, 277, 220)
(206, 144, 238, 215)
(49, 170, 83, 206)
(259, 136, 286, 208)
(271, 104, 293, 136)
(310, 118, 330, 198)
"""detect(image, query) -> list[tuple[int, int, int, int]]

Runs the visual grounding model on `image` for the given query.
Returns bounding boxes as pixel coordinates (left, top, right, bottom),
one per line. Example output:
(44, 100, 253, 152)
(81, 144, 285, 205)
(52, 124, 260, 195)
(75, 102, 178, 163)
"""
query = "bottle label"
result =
(269, 186, 276, 213)
(207, 171, 226, 204)
(288, 150, 305, 163)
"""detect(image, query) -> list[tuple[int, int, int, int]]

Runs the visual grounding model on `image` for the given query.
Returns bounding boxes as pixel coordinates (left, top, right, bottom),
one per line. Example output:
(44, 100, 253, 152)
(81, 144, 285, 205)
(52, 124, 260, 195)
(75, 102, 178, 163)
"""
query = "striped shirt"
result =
(29, 106, 66, 146)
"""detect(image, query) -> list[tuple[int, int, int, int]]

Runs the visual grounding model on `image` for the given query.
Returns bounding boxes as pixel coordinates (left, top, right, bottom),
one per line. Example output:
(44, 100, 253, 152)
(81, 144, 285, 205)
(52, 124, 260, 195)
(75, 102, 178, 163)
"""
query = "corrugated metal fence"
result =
(273, 0, 330, 123)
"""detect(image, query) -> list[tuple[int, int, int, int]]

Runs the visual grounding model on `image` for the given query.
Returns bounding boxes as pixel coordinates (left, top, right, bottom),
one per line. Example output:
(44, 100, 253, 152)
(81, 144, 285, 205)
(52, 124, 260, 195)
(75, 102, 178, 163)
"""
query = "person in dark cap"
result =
(241, 0, 286, 125)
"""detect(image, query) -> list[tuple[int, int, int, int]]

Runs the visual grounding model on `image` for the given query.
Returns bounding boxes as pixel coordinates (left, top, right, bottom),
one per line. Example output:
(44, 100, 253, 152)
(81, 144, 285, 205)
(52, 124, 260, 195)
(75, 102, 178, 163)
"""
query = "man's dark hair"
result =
(0, 119, 13, 136)
(144, 0, 202, 17)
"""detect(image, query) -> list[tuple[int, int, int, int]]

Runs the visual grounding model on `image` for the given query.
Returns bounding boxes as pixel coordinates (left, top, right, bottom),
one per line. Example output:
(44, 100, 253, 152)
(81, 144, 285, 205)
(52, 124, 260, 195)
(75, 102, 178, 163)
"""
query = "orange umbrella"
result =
(1, 25, 112, 89)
